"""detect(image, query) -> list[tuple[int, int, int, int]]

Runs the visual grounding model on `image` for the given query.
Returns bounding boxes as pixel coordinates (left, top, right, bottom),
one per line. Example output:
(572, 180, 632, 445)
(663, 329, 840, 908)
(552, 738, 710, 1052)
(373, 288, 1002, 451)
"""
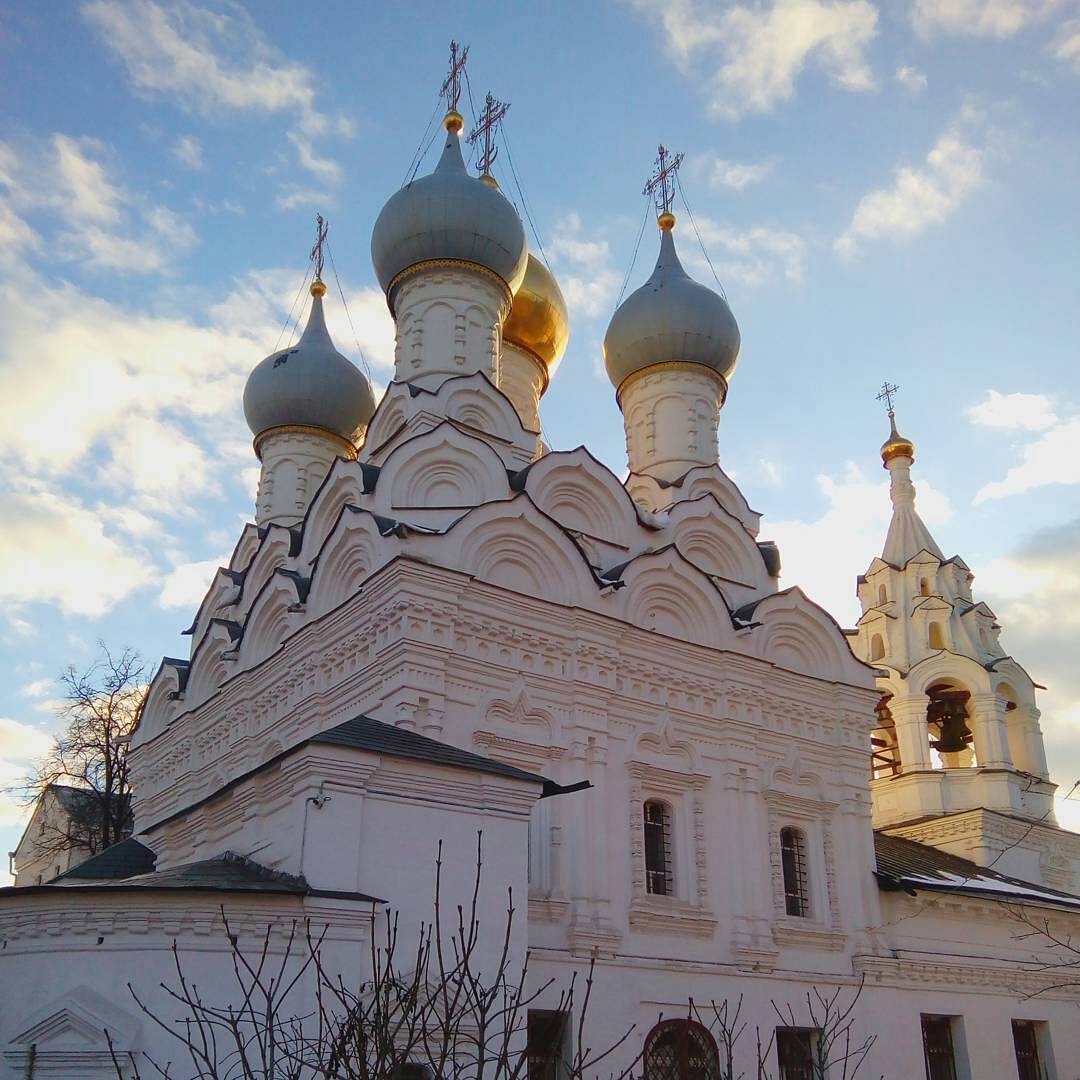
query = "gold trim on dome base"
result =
(253, 424, 358, 462)
(881, 443, 915, 466)
(386, 258, 514, 318)
(615, 361, 729, 407)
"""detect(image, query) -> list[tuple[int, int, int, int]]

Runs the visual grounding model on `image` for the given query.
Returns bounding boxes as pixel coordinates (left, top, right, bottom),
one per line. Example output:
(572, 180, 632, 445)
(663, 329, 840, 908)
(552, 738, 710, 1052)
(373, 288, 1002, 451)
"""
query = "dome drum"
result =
(614, 359, 728, 409)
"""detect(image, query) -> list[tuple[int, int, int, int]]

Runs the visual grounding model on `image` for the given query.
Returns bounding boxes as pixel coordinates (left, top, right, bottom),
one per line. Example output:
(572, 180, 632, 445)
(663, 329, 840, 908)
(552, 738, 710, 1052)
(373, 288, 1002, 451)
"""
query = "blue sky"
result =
(2, 0, 1079, 877)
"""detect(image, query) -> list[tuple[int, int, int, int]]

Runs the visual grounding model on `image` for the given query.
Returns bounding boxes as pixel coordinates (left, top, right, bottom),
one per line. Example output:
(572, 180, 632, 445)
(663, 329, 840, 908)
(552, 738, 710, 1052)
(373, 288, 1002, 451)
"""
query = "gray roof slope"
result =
(54, 837, 156, 881)
(312, 715, 546, 786)
(875, 831, 1080, 910)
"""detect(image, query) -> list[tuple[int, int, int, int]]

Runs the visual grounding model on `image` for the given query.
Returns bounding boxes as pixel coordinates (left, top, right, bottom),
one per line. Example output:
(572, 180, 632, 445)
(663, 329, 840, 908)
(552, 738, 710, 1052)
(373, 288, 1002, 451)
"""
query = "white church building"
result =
(3, 64, 1080, 1080)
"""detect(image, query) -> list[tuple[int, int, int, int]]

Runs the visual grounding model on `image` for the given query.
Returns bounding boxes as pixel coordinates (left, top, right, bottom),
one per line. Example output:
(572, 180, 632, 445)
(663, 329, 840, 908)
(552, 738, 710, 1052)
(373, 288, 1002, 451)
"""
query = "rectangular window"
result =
(921, 1015, 958, 1080)
(1012, 1020, 1045, 1080)
(780, 827, 809, 917)
(775, 1027, 817, 1080)
(528, 1010, 567, 1080)
(644, 801, 673, 896)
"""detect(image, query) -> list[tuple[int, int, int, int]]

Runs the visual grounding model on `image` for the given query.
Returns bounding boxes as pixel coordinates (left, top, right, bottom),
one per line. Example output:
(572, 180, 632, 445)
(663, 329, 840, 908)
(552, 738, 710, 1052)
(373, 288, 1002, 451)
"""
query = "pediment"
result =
(8, 985, 139, 1050)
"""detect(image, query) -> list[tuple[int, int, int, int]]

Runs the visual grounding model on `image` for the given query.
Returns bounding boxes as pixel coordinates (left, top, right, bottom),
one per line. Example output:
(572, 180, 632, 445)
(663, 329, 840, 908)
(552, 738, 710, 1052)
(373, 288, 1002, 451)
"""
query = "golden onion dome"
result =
(503, 253, 570, 381)
(881, 411, 915, 465)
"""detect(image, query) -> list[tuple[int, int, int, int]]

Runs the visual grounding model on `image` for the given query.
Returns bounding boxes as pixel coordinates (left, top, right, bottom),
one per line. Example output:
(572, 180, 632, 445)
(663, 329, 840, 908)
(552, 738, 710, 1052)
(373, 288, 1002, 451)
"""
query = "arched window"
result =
(643, 1020, 720, 1080)
(920, 577, 931, 597)
(780, 827, 810, 917)
(643, 800, 673, 896)
(877, 583, 887, 605)
(870, 633, 885, 661)
(928, 622, 945, 650)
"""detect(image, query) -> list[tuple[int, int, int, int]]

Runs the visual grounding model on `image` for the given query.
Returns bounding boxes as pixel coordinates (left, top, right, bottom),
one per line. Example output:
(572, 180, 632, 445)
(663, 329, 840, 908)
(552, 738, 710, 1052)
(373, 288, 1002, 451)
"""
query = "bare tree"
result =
(109, 834, 644, 1080)
(23, 643, 144, 860)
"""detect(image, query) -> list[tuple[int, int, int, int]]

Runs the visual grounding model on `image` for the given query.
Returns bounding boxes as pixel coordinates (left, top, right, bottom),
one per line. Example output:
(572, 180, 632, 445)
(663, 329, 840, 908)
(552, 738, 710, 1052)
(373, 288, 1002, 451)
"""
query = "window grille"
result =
(780, 827, 809, 917)
(643, 800, 673, 896)
(528, 1010, 567, 1080)
(921, 1015, 958, 1080)
(775, 1028, 817, 1080)
(642, 1020, 720, 1080)
(1011, 1020, 1043, 1080)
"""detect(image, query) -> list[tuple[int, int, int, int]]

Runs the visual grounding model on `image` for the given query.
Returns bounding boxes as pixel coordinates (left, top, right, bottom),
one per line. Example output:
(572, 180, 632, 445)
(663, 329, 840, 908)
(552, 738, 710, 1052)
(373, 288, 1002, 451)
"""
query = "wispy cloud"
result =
(974, 415, 1080, 503)
(172, 134, 205, 171)
(549, 212, 621, 319)
(684, 216, 807, 286)
(835, 115, 985, 257)
(895, 64, 928, 92)
(696, 154, 774, 191)
(81, 0, 348, 188)
(912, 0, 1047, 39)
(967, 389, 1058, 432)
(629, 0, 878, 119)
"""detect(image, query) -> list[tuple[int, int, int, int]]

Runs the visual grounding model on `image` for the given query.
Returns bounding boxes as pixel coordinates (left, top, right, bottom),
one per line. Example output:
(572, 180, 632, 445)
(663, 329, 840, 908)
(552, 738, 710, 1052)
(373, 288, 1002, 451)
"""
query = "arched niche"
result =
(377, 423, 511, 514)
(614, 547, 732, 649)
(742, 588, 874, 685)
(185, 567, 242, 658)
(298, 459, 369, 572)
(235, 526, 295, 622)
(229, 523, 263, 574)
(306, 507, 387, 619)
(134, 660, 189, 748)
(185, 620, 242, 706)
(363, 382, 411, 457)
(240, 572, 301, 670)
(665, 495, 767, 592)
(907, 651, 992, 700)
(522, 447, 639, 546)
(666, 463, 761, 537)
(440, 495, 598, 608)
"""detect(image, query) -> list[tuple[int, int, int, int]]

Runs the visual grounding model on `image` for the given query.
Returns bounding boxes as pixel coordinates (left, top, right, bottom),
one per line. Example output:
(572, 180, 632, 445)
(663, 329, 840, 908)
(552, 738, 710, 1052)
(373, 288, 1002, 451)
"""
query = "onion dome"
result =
(503, 253, 570, 381)
(243, 281, 376, 444)
(371, 113, 528, 312)
(880, 411, 915, 465)
(603, 213, 740, 394)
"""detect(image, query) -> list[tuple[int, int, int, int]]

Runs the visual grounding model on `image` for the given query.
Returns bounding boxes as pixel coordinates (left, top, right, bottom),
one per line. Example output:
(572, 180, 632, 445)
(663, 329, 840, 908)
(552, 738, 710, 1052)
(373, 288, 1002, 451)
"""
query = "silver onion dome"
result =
(370, 114, 528, 312)
(603, 219, 740, 392)
(243, 283, 377, 443)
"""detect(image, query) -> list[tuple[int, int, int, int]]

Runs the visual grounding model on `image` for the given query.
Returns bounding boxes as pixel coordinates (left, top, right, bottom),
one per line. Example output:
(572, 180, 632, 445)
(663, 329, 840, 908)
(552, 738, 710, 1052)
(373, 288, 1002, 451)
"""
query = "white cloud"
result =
(159, 555, 227, 610)
(974, 417, 1080, 502)
(1055, 19, 1080, 68)
(550, 213, 621, 319)
(699, 156, 774, 191)
(687, 216, 807, 286)
(286, 134, 342, 186)
(835, 122, 984, 257)
(20, 678, 53, 700)
(912, 0, 1045, 38)
(631, 0, 878, 119)
(769, 462, 953, 623)
(967, 389, 1058, 432)
(0, 716, 56, 828)
(895, 64, 928, 92)
(172, 134, 205, 170)
(0, 485, 153, 618)
(82, 0, 348, 185)
(0, 135, 198, 274)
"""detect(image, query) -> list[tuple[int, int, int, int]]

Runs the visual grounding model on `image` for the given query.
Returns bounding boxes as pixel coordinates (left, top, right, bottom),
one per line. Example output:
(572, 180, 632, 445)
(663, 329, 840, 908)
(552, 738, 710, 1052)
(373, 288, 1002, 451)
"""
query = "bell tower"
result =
(851, 387, 1064, 883)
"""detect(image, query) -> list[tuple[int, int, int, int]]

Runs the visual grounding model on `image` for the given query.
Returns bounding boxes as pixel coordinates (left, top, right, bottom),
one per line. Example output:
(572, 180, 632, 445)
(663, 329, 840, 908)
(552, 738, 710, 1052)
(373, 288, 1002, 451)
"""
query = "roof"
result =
(5, 850, 381, 903)
(312, 715, 547, 786)
(874, 831, 1080, 910)
(49, 784, 130, 818)
(54, 837, 156, 881)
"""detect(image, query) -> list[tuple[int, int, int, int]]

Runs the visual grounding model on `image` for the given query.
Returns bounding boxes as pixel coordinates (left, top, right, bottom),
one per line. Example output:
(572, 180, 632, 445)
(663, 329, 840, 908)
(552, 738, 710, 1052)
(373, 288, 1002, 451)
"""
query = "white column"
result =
(618, 363, 725, 481)
(892, 697, 933, 772)
(499, 341, 545, 435)
(970, 692, 1013, 769)
(254, 425, 355, 527)
(391, 265, 511, 392)
(1008, 704, 1049, 778)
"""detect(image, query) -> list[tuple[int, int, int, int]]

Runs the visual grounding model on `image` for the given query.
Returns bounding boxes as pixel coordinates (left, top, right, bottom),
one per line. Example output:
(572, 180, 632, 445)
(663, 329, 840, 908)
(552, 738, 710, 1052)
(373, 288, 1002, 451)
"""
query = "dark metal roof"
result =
(874, 831, 1080, 909)
(54, 837, 156, 881)
(312, 715, 546, 786)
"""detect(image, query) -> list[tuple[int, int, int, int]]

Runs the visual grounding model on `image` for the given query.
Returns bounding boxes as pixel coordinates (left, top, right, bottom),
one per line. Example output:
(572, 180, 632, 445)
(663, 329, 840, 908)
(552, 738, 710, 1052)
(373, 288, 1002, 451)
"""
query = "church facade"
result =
(3, 73, 1080, 1080)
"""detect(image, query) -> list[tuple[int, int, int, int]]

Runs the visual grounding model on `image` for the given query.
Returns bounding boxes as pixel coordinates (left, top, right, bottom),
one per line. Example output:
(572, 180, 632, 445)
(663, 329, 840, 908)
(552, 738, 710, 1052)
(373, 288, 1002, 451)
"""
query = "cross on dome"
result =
(441, 40, 469, 121)
(643, 144, 684, 228)
(469, 92, 510, 180)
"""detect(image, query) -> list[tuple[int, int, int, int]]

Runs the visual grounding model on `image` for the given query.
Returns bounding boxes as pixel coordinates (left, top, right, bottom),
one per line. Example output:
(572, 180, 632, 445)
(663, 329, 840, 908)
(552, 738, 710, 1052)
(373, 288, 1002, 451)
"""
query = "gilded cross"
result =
(876, 381, 899, 414)
(441, 40, 470, 114)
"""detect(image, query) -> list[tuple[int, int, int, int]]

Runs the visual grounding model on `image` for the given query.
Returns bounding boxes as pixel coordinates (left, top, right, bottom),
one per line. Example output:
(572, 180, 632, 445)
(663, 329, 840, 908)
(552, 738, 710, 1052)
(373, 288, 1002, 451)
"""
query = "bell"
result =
(930, 697, 972, 754)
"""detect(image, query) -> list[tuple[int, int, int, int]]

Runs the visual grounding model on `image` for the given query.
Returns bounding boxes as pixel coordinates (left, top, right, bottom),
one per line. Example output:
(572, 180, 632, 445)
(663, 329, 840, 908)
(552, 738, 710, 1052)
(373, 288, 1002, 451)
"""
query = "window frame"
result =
(780, 826, 811, 918)
(642, 1019, 721, 1080)
(921, 1014, 960, 1080)
(774, 1026, 820, 1080)
(1011, 1018, 1053, 1080)
(643, 798, 674, 897)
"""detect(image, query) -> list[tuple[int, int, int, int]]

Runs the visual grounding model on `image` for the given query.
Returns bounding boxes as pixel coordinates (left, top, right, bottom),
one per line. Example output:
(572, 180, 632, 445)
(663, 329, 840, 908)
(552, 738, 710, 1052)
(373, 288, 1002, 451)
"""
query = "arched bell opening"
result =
(871, 694, 901, 779)
(926, 682, 974, 769)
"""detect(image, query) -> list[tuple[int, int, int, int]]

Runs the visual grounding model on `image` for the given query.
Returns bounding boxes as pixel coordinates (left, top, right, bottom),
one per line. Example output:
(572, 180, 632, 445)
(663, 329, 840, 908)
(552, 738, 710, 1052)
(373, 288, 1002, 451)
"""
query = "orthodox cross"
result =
(876, 380, 899, 415)
(469, 92, 510, 176)
(643, 144, 684, 216)
(310, 213, 328, 281)
(441, 40, 469, 113)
